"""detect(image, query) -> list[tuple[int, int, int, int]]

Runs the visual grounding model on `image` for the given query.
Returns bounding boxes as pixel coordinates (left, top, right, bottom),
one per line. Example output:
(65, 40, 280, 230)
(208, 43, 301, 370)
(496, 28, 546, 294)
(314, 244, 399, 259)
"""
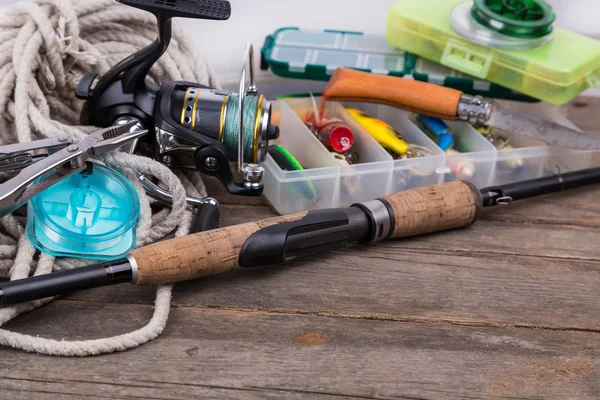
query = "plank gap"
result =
(50, 299, 600, 334)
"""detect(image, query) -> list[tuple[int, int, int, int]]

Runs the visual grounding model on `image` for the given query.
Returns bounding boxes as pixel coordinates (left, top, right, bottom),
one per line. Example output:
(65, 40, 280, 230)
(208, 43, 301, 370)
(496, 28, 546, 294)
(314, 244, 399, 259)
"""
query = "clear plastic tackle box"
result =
(262, 98, 594, 215)
(386, 0, 600, 105)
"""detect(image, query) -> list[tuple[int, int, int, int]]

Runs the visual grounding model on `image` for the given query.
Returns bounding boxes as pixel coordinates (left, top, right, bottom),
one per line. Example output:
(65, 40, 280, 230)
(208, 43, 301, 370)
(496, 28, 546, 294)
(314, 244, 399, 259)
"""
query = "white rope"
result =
(0, 0, 219, 356)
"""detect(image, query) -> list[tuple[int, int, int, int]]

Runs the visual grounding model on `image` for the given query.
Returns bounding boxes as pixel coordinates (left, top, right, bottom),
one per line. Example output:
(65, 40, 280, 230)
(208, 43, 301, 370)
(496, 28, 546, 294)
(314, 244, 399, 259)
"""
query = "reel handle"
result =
(192, 200, 220, 233)
(117, 0, 231, 20)
(85, 0, 231, 109)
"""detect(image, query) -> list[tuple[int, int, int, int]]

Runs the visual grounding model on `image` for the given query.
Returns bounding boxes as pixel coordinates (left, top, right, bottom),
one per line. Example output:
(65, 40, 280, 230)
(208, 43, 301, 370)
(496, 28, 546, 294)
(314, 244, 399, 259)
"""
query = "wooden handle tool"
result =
(322, 68, 464, 120)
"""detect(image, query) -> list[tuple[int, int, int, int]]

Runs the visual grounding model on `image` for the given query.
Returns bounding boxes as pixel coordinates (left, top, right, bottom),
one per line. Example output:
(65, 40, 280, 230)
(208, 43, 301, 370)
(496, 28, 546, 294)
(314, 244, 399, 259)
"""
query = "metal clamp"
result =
(457, 95, 493, 125)
(495, 196, 513, 205)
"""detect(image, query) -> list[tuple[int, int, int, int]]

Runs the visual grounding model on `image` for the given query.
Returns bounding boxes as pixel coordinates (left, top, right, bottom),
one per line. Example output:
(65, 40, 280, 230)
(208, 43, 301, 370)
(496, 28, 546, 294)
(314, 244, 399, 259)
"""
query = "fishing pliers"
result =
(0, 122, 147, 218)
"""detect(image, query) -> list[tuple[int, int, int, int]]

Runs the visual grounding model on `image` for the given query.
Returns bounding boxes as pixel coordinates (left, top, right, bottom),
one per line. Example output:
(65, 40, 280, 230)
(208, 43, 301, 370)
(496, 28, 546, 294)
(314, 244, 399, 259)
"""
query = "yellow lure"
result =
(346, 108, 409, 156)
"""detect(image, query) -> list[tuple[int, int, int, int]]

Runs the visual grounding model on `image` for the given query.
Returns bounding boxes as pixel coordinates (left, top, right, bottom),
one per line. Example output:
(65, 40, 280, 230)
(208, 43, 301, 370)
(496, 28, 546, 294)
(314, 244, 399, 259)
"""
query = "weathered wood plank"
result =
(1, 303, 598, 400)
(0, 96, 597, 400)
(0, 377, 311, 400)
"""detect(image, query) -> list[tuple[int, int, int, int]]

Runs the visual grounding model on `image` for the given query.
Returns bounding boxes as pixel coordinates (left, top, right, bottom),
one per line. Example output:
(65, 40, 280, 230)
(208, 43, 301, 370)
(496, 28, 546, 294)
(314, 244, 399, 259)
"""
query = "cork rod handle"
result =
(130, 182, 483, 286)
(382, 181, 483, 239)
(322, 68, 463, 120)
(130, 212, 308, 285)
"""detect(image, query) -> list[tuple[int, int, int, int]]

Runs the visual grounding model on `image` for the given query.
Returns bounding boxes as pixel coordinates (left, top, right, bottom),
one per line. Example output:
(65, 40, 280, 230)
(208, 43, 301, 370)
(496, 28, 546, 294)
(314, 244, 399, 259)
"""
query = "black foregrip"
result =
(117, 0, 231, 20)
(238, 208, 371, 268)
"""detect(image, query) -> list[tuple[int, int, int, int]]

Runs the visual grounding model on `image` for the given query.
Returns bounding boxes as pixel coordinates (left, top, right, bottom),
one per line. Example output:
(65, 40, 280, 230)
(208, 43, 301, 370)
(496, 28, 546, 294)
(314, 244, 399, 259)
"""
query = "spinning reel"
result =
(76, 0, 279, 199)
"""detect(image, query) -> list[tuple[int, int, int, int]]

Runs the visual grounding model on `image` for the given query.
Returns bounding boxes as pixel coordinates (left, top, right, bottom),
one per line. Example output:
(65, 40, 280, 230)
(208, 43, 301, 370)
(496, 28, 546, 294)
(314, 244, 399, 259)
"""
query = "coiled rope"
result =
(0, 0, 220, 356)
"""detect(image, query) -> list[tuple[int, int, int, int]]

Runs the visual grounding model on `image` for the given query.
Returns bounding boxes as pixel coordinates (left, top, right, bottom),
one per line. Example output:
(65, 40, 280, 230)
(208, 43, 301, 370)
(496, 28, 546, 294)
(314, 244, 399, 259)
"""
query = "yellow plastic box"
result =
(386, 0, 600, 104)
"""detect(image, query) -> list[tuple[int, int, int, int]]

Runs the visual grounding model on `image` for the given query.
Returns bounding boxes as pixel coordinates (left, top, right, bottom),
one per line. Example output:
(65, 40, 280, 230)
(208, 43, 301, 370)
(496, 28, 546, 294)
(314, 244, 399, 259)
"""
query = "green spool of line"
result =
(471, 0, 555, 39)
(221, 93, 262, 163)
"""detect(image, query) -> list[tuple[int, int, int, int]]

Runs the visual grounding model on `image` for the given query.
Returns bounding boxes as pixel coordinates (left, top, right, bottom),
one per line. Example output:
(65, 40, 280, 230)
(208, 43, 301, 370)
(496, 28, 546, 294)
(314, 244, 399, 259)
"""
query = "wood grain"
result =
(1, 303, 598, 400)
(322, 68, 463, 120)
(131, 212, 307, 285)
(383, 181, 481, 239)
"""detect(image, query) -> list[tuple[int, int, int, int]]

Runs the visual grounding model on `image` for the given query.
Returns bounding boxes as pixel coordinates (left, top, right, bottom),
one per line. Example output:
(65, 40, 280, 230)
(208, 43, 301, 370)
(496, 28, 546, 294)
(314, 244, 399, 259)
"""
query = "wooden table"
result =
(0, 98, 598, 399)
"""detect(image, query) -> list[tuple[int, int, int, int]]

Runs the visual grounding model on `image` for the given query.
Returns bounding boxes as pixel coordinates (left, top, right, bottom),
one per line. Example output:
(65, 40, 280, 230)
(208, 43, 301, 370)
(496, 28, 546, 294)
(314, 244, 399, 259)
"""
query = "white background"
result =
(0, 0, 598, 85)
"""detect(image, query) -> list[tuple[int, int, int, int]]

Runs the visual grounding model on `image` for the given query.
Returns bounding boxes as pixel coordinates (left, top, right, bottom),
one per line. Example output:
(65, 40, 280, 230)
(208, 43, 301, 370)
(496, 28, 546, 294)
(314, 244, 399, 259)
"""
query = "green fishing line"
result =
(222, 93, 261, 163)
(471, 0, 555, 39)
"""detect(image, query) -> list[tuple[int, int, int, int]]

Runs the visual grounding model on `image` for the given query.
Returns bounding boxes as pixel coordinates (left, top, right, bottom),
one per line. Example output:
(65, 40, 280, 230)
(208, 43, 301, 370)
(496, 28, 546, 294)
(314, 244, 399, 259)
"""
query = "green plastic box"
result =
(261, 27, 536, 101)
(386, 0, 600, 104)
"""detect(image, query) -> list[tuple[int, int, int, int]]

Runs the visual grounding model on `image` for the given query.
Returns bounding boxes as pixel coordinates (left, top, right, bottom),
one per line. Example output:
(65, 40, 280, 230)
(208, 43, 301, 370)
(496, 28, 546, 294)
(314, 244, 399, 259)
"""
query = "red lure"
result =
(304, 95, 354, 153)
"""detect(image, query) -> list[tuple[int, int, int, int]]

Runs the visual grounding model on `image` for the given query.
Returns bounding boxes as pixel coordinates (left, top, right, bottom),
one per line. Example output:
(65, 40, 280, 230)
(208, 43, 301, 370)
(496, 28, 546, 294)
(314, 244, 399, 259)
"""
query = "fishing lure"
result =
(446, 149, 476, 179)
(304, 94, 354, 153)
(385, 143, 432, 160)
(476, 126, 524, 170)
(345, 108, 409, 157)
(267, 145, 317, 201)
(415, 115, 455, 151)
(268, 145, 303, 171)
(476, 126, 510, 150)
(405, 144, 433, 159)
(331, 152, 361, 195)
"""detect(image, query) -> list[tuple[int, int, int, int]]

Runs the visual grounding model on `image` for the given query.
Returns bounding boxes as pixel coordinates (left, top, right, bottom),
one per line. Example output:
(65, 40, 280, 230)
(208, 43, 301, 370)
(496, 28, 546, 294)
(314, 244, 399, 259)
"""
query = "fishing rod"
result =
(1, 167, 599, 306)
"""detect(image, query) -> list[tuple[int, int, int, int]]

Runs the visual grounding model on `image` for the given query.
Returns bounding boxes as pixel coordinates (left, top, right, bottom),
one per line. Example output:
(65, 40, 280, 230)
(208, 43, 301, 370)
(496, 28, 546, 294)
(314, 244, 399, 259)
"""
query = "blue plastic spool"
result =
(27, 163, 140, 260)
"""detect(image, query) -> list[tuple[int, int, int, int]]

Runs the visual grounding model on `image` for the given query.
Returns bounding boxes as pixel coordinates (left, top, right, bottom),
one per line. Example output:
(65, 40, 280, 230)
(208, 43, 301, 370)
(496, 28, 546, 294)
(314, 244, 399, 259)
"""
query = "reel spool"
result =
(164, 43, 277, 198)
(170, 44, 276, 166)
(450, 0, 556, 49)
(27, 163, 140, 261)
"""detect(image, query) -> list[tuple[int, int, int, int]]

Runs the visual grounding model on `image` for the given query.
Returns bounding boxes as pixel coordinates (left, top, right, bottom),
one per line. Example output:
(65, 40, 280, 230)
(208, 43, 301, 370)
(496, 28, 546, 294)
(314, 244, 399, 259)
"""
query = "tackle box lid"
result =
(386, 0, 600, 104)
(261, 27, 537, 101)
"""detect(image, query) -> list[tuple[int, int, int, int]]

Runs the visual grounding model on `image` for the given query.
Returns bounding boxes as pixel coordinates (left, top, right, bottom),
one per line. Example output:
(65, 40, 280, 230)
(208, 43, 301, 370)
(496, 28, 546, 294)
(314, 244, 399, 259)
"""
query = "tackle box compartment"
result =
(262, 98, 593, 215)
